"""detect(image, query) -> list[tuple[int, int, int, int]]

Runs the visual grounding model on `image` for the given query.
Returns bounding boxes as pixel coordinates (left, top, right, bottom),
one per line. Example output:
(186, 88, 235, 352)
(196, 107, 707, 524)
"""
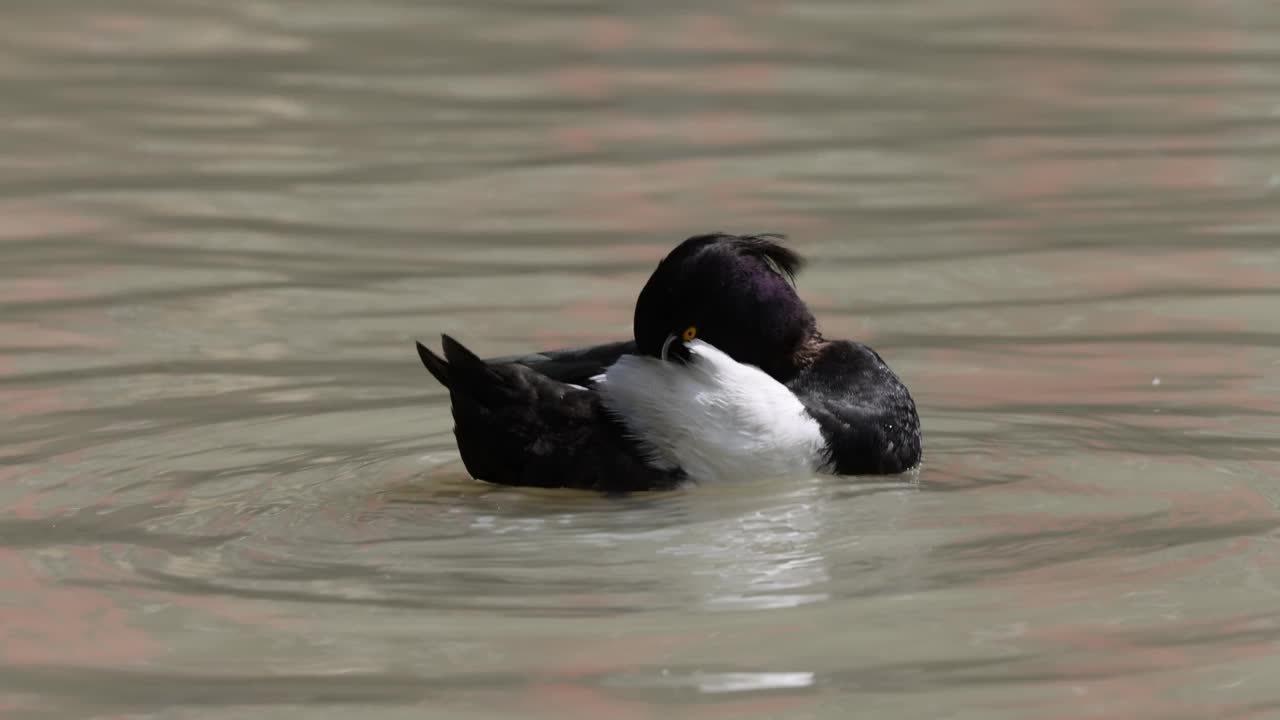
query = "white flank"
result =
(597, 340, 827, 483)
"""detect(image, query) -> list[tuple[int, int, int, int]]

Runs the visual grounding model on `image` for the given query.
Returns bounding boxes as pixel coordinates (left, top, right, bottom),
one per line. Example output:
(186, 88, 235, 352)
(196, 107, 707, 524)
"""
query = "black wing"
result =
(489, 340, 636, 387)
(416, 336, 678, 492)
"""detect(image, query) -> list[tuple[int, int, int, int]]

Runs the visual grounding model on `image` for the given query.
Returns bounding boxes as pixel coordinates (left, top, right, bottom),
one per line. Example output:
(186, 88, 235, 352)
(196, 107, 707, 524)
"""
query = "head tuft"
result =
(679, 233, 803, 283)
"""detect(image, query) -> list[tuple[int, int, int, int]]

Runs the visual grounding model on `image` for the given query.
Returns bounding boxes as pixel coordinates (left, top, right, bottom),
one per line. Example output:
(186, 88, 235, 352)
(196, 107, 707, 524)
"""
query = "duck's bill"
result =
(660, 334, 692, 364)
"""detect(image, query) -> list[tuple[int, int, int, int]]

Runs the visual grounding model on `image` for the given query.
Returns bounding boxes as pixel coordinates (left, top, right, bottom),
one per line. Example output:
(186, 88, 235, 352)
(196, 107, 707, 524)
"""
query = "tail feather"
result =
(418, 334, 507, 401)
(415, 340, 451, 388)
(440, 334, 483, 371)
(439, 334, 502, 385)
(440, 333, 509, 386)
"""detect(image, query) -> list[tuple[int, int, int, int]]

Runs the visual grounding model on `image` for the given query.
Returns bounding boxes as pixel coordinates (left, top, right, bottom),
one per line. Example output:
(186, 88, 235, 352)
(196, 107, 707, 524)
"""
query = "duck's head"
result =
(633, 233, 819, 380)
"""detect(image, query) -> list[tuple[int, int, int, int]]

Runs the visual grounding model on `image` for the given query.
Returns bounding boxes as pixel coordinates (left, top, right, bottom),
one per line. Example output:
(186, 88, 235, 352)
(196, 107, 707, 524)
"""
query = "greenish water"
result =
(2, 1, 1279, 718)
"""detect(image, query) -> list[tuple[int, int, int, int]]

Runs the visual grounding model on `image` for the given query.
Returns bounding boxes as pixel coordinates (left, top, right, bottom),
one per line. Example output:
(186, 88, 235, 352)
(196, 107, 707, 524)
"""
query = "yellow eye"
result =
(681, 326, 697, 342)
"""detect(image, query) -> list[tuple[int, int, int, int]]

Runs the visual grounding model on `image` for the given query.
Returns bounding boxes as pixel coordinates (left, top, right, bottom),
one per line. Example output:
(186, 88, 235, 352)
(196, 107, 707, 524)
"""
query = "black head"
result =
(633, 233, 819, 380)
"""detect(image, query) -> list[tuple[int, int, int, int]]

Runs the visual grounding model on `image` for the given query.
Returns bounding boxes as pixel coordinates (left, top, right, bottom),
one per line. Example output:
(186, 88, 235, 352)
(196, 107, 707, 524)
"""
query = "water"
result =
(3, 1, 1280, 718)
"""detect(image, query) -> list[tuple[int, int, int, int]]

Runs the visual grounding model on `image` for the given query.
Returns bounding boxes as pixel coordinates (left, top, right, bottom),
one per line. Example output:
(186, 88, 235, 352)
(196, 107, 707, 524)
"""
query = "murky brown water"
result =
(3, 1, 1280, 718)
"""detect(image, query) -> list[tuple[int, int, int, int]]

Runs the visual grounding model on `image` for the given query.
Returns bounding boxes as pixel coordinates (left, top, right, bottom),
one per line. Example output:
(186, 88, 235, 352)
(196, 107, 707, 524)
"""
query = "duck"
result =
(415, 233, 922, 491)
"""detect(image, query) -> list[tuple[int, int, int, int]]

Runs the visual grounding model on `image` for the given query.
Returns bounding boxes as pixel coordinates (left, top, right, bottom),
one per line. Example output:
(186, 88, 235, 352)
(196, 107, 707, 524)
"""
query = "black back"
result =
(417, 336, 681, 492)
(787, 341, 922, 475)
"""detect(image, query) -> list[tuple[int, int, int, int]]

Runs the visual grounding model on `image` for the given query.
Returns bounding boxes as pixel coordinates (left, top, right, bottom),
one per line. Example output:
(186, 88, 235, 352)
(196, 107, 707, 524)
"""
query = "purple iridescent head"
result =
(633, 233, 818, 380)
